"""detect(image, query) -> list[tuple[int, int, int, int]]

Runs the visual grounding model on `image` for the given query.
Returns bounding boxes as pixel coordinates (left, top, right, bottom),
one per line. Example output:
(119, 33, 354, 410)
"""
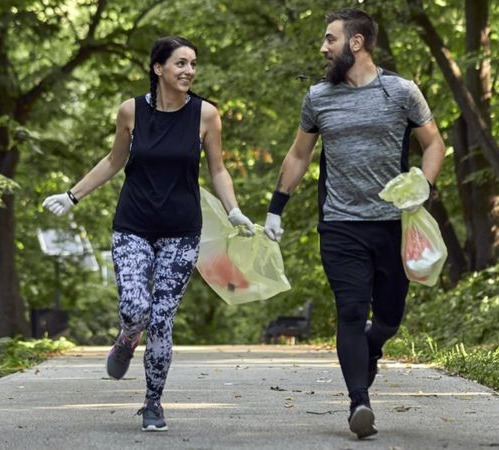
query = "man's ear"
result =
(350, 33, 365, 52)
(153, 62, 162, 76)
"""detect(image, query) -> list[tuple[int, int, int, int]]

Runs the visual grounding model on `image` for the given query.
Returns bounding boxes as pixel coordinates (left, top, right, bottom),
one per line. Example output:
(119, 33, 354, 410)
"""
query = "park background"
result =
(0, 0, 498, 387)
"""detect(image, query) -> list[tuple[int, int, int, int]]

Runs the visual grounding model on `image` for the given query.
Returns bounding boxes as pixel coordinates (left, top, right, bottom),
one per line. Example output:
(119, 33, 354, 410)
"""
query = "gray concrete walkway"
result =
(0, 345, 498, 449)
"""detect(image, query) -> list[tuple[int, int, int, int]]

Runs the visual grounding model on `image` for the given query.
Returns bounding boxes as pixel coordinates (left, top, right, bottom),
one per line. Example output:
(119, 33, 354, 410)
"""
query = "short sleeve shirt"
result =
(300, 68, 433, 221)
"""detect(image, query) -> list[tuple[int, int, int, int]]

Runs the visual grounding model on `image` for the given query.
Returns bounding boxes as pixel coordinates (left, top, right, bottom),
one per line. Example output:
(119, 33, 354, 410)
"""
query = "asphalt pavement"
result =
(0, 345, 498, 449)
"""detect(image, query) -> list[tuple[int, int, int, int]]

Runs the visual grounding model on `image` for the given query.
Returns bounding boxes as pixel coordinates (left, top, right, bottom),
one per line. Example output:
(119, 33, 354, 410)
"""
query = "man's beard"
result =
(325, 43, 355, 85)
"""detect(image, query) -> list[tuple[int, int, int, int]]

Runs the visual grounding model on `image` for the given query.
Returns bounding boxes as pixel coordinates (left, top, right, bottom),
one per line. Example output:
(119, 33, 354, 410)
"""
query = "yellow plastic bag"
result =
(379, 168, 447, 286)
(197, 188, 291, 305)
(400, 209, 448, 286)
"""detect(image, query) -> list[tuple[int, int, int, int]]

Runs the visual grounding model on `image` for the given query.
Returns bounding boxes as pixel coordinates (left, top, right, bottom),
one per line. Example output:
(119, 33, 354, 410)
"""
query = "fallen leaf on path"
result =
(285, 397, 294, 401)
(441, 417, 455, 423)
(392, 405, 420, 412)
(270, 386, 286, 391)
(284, 403, 294, 408)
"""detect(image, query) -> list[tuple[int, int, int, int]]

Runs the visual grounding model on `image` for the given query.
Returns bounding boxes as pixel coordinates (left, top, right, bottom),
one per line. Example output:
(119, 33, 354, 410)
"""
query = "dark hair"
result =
(325, 9, 378, 54)
(149, 36, 198, 126)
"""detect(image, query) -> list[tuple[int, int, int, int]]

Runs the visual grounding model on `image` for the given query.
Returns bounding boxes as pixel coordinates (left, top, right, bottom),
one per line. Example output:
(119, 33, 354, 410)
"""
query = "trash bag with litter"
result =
(197, 188, 291, 304)
(379, 168, 447, 286)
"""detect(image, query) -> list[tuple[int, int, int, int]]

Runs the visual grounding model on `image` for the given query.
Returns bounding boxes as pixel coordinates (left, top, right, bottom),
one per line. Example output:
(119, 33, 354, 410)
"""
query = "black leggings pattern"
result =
(112, 231, 200, 401)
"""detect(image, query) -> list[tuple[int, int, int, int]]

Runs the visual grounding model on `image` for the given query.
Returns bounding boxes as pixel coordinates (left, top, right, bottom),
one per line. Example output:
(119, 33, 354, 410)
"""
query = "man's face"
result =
(320, 20, 355, 85)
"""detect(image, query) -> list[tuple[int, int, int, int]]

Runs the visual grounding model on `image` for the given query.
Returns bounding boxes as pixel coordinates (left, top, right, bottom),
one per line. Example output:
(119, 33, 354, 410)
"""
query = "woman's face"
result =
(155, 46, 197, 93)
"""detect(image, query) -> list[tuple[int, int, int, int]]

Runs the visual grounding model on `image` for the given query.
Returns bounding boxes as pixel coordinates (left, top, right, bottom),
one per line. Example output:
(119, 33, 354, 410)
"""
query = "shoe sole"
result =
(106, 358, 130, 380)
(142, 425, 168, 432)
(349, 405, 378, 439)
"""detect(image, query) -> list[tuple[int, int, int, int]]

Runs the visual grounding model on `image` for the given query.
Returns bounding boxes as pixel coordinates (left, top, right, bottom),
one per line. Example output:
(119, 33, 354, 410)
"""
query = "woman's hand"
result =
(228, 207, 255, 236)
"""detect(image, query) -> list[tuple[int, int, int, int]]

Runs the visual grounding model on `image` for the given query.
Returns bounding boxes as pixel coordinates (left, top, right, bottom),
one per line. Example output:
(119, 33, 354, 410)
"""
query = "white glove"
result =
(264, 212, 283, 242)
(228, 207, 255, 236)
(42, 192, 75, 216)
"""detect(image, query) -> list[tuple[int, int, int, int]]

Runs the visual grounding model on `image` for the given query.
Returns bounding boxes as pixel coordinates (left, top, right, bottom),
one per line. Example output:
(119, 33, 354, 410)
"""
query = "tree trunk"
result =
(463, 0, 499, 269)
(427, 188, 468, 285)
(0, 147, 27, 337)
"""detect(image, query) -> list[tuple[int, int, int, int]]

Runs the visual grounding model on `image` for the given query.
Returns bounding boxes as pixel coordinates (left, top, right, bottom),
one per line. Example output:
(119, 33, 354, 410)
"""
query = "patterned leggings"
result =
(112, 231, 200, 401)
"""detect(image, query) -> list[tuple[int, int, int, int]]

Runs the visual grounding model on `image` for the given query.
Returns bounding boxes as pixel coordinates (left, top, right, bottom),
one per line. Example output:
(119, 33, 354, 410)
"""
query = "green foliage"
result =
(0, 337, 74, 378)
(4, 0, 499, 345)
(405, 264, 499, 347)
(381, 264, 499, 390)
(0, 174, 20, 207)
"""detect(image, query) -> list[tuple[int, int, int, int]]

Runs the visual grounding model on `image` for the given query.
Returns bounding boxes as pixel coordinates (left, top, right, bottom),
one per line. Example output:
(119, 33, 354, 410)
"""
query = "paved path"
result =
(0, 345, 498, 449)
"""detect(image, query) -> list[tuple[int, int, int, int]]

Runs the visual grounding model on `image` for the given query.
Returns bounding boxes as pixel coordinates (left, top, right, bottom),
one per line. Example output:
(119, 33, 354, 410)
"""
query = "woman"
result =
(42, 36, 254, 431)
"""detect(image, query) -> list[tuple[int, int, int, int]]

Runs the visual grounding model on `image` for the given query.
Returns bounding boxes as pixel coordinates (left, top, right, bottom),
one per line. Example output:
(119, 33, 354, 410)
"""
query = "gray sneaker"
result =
(106, 330, 142, 380)
(348, 390, 378, 439)
(137, 400, 168, 432)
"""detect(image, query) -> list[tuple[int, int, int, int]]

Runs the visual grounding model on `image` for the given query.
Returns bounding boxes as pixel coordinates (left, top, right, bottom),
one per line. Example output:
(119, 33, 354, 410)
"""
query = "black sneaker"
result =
(106, 330, 142, 380)
(365, 321, 381, 388)
(137, 400, 168, 432)
(348, 391, 378, 439)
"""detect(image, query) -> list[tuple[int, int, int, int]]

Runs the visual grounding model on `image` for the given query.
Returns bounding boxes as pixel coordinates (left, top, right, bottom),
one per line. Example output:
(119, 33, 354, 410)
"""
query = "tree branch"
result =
(406, 0, 499, 178)
(13, 0, 162, 123)
(87, 0, 107, 38)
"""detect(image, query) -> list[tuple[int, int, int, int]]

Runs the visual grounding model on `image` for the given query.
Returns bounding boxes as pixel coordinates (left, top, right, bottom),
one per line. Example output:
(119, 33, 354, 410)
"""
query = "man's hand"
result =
(228, 208, 255, 236)
(264, 212, 283, 242)
(42, 192, 75, 216)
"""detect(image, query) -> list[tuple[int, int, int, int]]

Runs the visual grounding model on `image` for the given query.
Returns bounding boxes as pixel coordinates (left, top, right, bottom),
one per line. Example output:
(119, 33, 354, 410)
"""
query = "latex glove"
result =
(264, 212, 283, 242)
(42, 192, 75, 216)
(228, 207, 255, 236)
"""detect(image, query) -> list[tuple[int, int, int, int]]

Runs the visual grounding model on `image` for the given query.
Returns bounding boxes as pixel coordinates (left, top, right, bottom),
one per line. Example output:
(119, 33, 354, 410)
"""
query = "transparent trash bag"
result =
(379, 168, 447, 286)
(197, 188, 291, 305)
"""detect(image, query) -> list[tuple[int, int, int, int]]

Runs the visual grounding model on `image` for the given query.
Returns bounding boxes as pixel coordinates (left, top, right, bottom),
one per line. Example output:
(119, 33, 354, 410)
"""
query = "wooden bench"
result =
(262, 301, 313, 344)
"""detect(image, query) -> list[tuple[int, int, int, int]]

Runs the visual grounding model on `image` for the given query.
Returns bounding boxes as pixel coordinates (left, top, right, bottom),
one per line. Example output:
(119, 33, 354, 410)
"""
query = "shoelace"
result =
(136, 402, 164, 419)
(112, 343, 133, 363)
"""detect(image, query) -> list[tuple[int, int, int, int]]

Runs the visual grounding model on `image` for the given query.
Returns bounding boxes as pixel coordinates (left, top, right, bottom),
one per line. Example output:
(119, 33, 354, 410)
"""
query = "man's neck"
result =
(345, 56, 378, 87)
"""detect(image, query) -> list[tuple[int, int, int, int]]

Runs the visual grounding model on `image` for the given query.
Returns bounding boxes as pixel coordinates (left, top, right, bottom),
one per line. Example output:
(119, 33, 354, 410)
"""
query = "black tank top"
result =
(113, 94, 202, 239)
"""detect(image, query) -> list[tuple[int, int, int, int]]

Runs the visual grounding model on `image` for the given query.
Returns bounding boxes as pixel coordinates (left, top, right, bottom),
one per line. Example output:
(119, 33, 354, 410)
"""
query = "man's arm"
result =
(413, 119, 446, 185)
(264, 127, 319, 241)
(275, 127, 320, 194)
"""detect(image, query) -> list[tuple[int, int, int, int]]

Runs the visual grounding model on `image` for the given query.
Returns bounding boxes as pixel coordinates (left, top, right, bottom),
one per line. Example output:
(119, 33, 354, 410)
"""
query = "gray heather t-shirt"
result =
(300, 68, 433, 222)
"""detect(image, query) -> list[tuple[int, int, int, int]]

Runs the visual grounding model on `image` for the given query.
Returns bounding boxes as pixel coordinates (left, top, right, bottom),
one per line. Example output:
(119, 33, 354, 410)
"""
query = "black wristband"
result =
(268, 190, 290, 216)
(66, 190, 79, 205)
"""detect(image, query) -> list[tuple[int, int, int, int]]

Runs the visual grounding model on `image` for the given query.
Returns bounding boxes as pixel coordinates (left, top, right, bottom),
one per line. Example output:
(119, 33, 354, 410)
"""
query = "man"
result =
(264, 8, 445, 439)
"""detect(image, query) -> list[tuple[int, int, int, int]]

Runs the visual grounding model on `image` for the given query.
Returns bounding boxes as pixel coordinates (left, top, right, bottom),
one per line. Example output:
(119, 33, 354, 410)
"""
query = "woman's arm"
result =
(201, 101, 238, 213)
(201, 100, 254, 233)
(70, 99, 135, 201)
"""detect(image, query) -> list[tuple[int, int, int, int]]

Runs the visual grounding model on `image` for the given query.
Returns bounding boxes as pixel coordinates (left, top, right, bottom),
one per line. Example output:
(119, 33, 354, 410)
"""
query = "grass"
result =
(0, 337, 75, 378)
(384, 326, 499, 391)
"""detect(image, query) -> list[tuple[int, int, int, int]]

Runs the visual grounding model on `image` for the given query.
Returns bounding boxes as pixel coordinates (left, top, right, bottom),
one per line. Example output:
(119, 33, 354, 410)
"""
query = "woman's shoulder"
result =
(200, 99, 218, 117)
(118, 98, 136, 116)
(116, 98, 136, 129)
